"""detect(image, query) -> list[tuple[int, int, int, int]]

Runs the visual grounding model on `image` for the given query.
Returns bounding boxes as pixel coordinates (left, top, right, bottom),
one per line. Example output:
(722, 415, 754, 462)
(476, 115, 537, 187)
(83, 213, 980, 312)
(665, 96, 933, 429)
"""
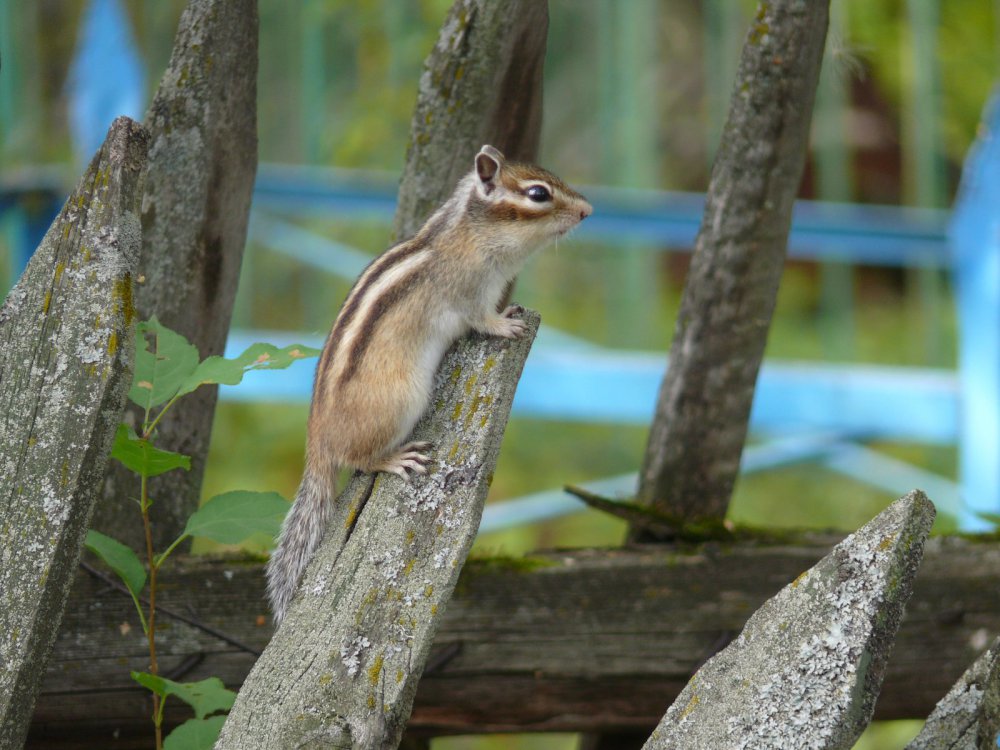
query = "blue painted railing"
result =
(2, 0, 997, 532)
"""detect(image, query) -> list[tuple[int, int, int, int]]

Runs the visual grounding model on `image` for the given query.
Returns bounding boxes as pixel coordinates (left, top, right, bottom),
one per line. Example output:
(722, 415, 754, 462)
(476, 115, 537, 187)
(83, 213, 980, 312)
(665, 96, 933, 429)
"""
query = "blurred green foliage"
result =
(4, 2, 998, 747)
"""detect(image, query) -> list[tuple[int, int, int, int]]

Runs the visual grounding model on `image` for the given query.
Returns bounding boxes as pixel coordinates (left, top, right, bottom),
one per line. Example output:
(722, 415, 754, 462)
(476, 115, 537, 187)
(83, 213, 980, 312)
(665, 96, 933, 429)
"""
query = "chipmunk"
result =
(267, 145, 592, 622)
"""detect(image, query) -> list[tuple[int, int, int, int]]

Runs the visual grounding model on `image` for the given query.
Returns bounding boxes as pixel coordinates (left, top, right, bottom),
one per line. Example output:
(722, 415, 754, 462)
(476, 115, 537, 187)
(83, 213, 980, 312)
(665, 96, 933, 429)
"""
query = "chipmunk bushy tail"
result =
(266, 468, 334, 623)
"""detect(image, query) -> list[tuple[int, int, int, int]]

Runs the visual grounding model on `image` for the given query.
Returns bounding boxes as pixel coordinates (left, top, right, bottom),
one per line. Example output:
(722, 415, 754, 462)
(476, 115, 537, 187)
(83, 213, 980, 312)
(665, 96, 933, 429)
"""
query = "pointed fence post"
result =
(643, 491, 935, 749)
(906, 636, 1000, 749)
(393, 0, 548, 240)
(0, 117, 147, 750)
(635, 0, 830, 531)
(218, 314, 540, 749)
(91, 0, 259, 550)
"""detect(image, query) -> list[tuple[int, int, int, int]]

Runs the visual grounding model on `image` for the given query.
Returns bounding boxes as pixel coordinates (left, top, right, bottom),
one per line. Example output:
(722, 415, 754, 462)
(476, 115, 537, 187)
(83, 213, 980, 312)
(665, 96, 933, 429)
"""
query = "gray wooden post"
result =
(906, 636, 1000, 749)
(644, 491, 935, 750)
(0, 116, 147, 750)
(635, 0, 830, 530)
(91, 0, 259, 550)
(393, 0, 548, 240)
(217, 313, 540, 749)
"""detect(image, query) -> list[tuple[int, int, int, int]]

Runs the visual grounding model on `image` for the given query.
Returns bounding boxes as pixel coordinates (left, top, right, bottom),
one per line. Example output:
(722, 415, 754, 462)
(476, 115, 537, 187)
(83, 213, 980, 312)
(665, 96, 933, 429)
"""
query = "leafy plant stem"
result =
(155, 532, 189, 569)
(144, 392, 180, 438)
(141, 473, 163, 750)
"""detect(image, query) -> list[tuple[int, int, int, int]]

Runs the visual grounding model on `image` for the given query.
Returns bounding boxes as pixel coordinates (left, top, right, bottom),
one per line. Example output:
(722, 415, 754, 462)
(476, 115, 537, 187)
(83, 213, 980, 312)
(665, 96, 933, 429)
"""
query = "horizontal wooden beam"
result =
(28, 536, 1000, 747)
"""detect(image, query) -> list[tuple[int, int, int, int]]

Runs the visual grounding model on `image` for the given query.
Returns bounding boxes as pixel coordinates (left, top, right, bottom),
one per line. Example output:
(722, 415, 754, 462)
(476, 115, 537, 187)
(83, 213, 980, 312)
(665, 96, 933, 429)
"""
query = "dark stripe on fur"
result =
(313, 214, 445, 401)
(338, 264, 430, 386)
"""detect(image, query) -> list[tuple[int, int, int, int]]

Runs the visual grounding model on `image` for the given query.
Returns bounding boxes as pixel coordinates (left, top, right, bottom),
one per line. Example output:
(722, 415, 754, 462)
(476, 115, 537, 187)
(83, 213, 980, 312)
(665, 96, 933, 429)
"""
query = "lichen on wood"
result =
(905, 635, 1000, 749)
(643, 491, 935, 750)
(217, 312, 540, 749)
(92, 0, 258, 550)
(0, 116, 147, 750)
(636, 0, 830, 529)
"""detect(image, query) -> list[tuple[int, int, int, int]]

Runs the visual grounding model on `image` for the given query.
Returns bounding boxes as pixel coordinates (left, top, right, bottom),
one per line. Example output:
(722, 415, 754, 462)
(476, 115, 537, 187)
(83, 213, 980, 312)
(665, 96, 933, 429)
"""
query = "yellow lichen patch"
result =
(318, 673, 332, 686)
(483, 356, 496, 373)
(451, 401, 464, 421)
(463, 395, 484, 429)
(403, 558, 415, 577)
(107, 331, 118, 356)
(113, 276, 135, 326)
(423, 584, 433, 598)
(448, 441, 460, 460)
(396, 670, 404, 684)
(678, 691, 700, 720)
(367, 652, 384, 686)
(430, 604, 438, 615)
(791, 570, 809, 588)
(54, 262, 65, 286)
(345, 499, 361, 529)
(355, 587, 379, 626)
(367, 694, 376, 709)
(877, 534, 896, 552)
(449, 365, 462, 384)
(42, 291, 51, 314)
(406, 530, 415, 543)
(464, 374, 478, 396)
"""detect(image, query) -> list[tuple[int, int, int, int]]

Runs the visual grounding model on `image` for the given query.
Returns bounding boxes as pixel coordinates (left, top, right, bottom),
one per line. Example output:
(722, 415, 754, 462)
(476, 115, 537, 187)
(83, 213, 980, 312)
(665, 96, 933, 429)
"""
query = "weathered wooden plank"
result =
(215, 312, 541, 748)
(905, 635, 1000, 749)
(394, 0, 548, 240)
(637, 0, 830, 527)
(93, 0, 259, 550)
(0, 116, 148, 750)
(645, 491, 934, 749)
(26, 532, 1000, 747)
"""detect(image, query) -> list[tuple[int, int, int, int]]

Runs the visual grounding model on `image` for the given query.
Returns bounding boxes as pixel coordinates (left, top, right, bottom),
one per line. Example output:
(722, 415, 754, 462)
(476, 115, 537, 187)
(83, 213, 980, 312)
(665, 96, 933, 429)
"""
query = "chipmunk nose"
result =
(579, 201, 593, 220)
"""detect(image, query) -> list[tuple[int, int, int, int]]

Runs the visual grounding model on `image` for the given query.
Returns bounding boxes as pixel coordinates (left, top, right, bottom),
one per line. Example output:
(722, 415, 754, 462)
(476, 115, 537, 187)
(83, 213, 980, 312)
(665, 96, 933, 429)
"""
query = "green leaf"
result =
(128, 317, 200, 410)
(85, 530, 146, 599)
(111, 423, 191, 477)
(163, 717, 227, 750)
(131, 673, 236, 720)
(175, 341, 321, 398)
(182, 491, 290, 545)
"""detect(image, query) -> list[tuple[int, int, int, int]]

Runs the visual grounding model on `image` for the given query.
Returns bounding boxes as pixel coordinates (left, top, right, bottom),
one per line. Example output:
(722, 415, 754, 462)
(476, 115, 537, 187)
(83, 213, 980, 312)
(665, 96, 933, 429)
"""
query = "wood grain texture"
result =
(0, 116, 147, 750)
(28, 532, 1000, 747)
(93, 0, 258, 550)
(637, 0, 830, 527)
(215, 312, 540, 749)
(645, 491, 934, 749)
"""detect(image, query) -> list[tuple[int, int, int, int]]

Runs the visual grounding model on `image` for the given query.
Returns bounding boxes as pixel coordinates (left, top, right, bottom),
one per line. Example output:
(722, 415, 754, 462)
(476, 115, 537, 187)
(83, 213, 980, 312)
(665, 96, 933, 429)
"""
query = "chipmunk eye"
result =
(525, 185, 551, 203)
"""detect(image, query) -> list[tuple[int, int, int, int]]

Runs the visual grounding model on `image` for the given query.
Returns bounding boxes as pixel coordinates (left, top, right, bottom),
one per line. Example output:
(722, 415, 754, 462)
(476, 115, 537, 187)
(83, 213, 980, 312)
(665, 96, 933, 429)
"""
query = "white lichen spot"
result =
(76, 330, 108, 365)
(433, 548, 452, 569)
(374, 548, 406, 583)
(340, 635, 371, 678)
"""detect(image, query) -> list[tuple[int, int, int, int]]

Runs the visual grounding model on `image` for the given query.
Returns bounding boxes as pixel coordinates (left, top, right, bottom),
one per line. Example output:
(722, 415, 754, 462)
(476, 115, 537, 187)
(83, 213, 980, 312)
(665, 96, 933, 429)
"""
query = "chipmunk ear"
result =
(476, 145, 504, 194)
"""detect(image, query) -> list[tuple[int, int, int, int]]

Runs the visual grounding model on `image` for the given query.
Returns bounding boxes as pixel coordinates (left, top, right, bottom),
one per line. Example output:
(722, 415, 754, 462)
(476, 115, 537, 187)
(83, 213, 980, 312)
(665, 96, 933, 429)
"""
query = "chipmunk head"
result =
(466, 145, 592, 255)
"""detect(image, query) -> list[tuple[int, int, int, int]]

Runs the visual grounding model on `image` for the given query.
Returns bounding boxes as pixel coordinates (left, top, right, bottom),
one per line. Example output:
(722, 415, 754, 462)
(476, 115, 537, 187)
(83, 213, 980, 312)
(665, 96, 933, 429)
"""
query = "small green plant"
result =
(86, 317, 318, 750)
